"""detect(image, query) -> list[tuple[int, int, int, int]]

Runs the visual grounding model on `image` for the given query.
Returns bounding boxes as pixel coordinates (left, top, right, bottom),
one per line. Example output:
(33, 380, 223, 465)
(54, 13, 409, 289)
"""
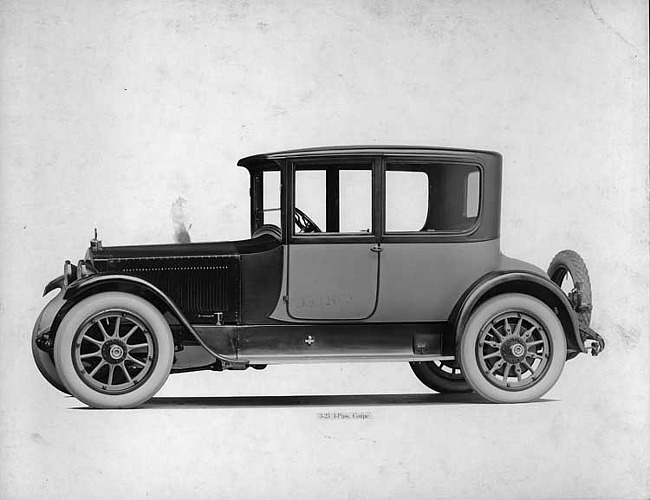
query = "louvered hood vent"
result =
(104, 256, 240, 324)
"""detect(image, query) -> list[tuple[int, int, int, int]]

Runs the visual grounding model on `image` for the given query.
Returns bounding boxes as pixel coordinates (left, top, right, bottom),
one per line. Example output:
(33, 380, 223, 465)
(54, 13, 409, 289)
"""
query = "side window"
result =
(294, 170, 327, 231)
(385, 163, 480, 233)
(465, 170, 480, 218)
(263, 170, 281, 227)
(293, 164, 373, 235)
(385, 171, 428, 232)
(339, 169, 372, 233)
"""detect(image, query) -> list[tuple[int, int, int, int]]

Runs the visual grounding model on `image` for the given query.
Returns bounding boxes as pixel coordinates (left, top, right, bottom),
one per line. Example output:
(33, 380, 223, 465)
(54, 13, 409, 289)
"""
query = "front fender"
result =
(33, 288, 66, 350)
(450, 271, 584, 355)
(61, 273, 235, 362)
(64, 273, 178, 306)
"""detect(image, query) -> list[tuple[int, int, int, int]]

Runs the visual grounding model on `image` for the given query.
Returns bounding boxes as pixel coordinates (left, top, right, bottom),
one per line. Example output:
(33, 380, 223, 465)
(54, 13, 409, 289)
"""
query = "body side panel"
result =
(371, 239, 501, 322)
(272, 239, 502, 323)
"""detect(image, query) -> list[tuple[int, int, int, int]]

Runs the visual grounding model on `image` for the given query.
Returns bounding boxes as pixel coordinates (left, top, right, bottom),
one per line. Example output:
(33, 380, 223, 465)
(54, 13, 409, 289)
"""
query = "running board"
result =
(192, 322, 455, 362)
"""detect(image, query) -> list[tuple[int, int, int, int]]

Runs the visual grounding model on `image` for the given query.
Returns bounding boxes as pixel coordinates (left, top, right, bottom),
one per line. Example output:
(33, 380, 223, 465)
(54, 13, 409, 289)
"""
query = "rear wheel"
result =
(410, 360, 472, 393)
(459, 293, 566, 403)
(54, 292, 174, 409)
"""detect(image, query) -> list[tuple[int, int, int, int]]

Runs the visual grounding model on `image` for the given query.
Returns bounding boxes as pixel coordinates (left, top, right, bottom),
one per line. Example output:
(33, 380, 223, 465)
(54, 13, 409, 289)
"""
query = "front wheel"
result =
(459, 293, 566, 403)
(54, 292, 174, 409)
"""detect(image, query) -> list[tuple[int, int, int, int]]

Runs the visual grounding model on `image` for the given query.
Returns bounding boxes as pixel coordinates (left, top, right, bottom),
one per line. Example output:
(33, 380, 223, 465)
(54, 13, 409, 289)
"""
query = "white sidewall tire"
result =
(54, 292, 174, 409)
(459, 293, 567, 403)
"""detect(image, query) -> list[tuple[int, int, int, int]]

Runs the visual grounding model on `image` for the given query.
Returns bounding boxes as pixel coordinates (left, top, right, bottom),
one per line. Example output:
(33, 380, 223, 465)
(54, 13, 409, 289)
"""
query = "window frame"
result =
(380, 156, 484, 242)
(261, 169, 283, 227)
(249, 162, 286, 242)
(288, 157, 380, 245)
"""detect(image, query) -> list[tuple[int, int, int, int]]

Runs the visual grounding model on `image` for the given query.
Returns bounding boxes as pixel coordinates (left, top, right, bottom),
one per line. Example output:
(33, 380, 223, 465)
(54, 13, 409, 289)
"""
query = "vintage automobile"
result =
(32, 146, 605, 408)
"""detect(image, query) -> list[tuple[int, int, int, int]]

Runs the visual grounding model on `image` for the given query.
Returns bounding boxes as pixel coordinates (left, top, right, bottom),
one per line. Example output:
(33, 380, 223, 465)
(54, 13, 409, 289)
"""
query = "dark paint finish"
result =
(43, 275, 64, 296)
(90, 234, 279, 260)
(240, 245, 284, 324)
(192, 322, 450, 361)
(87, 235, 283, 326)
(194, 325, 238, 358)
(101, 256, 242, 324)
(237, 145, 502, 167)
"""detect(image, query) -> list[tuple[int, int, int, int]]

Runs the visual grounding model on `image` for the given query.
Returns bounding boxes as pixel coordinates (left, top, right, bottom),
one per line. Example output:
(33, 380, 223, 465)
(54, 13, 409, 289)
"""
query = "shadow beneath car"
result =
(70, 392, 559, 410)
(120, 392, 556, 409)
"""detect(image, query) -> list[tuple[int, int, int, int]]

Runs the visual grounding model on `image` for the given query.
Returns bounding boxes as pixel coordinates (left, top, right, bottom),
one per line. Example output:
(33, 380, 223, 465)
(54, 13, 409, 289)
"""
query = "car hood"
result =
(88, 234, 280, 262)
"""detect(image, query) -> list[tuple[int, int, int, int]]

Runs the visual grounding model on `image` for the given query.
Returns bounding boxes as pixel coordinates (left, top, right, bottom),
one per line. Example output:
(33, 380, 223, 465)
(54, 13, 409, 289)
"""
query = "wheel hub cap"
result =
(511, 344, 525, 357)
(501, 338, 527, 363)
(110, 345, 123, 359)
(101, 339, 128, 364)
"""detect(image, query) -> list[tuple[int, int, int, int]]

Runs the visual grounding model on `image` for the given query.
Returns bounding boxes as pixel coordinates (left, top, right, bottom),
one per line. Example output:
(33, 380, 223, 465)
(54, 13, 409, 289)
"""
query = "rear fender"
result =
(59, 274, 235, 362)
(450, 271, 584, 355)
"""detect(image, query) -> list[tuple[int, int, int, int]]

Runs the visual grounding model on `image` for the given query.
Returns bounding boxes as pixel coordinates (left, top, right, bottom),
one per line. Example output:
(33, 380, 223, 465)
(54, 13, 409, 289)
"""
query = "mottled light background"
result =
(1, 1, 648, 499)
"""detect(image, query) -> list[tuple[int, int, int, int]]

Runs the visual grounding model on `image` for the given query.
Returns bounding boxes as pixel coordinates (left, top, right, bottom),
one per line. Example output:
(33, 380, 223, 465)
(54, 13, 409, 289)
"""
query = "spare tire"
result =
(547, 250, 592, 327)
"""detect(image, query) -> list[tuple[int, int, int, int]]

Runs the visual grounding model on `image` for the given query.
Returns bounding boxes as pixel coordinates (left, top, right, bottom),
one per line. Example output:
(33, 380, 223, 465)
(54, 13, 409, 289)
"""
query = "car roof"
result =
(237, 145, 501, 168)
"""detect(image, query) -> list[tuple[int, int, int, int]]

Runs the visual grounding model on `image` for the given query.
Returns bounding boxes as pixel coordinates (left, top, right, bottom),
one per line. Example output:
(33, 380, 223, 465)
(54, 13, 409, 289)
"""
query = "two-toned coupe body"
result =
(32, 146, 604, 408)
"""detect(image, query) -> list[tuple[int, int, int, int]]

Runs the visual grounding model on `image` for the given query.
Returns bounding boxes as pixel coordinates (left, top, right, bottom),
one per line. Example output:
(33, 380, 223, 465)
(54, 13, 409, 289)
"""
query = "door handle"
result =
(370, 244, 383, 253)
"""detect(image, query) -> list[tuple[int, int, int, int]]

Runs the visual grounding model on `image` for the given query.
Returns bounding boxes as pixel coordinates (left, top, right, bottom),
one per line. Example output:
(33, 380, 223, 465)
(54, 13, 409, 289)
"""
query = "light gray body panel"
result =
(371, 240, 501, 321)
(285, 243, 379, 320)
(272, 239, 511, 323)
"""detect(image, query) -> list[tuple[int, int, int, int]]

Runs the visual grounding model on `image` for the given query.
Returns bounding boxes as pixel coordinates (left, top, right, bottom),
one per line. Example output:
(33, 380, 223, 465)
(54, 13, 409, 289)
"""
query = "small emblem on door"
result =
(305, 335, 315, 346)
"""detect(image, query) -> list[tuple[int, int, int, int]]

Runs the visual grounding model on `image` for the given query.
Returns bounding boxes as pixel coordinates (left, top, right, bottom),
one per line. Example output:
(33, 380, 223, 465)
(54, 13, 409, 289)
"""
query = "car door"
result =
(372, 158, 496, 322)
(285, 159, 380, 320)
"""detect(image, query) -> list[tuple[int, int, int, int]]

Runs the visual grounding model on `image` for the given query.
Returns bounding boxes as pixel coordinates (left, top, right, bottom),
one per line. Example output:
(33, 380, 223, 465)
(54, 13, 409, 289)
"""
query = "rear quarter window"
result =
(385, 162, 480, 233)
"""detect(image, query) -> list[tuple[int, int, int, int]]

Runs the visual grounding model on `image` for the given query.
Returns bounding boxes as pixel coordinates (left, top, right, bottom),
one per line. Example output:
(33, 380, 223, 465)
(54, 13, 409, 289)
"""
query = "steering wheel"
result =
(294, 207, 322, 233)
